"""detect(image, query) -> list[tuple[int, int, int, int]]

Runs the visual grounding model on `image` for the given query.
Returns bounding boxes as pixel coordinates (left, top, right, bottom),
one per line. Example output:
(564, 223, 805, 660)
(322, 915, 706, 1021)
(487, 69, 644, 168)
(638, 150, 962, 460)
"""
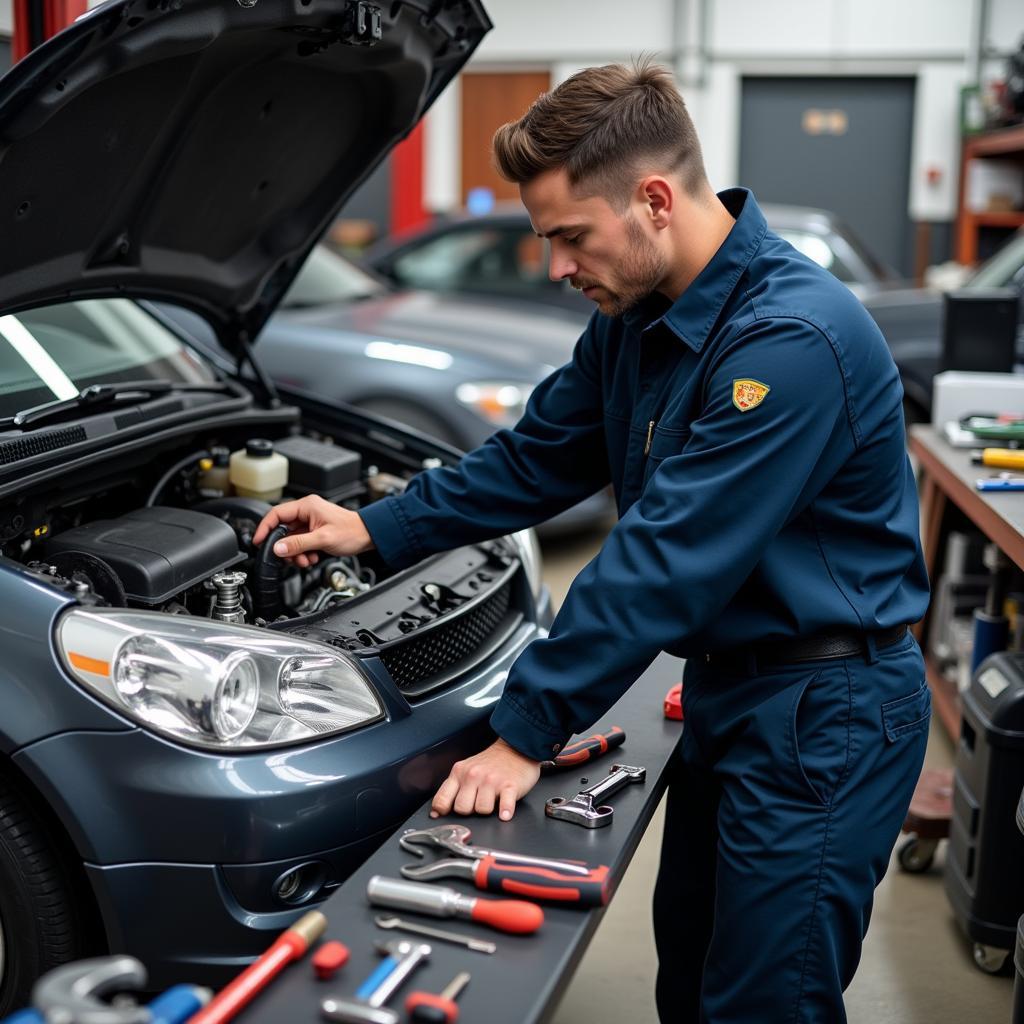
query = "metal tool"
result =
(400, 855, 610, 908)
(320, 940, 430, 1024)
(189, 910, 326, 1024)
(539, 726, 626, 771)
(26, 956, 209, 1024)
(405, 972, 471, 1024)
(545, 763, 646, 827)
(400, 823, 587, 876)
(374, 915, 496, 954)
(367, 875, 543, 934)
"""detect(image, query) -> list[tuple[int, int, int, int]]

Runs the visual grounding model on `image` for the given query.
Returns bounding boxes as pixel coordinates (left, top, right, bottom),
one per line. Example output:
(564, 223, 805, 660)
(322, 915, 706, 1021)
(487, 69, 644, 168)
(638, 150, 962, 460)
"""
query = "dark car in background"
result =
(862, 229, 1024, 421)
(363, 200, 902, 310)
(0, 0, 552, 1012)
(165, 244, 615, 535)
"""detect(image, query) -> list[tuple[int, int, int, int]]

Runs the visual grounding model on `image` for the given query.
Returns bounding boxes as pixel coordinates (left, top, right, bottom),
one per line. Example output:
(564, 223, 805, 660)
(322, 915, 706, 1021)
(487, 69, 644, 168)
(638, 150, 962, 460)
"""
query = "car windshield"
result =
(775, 229, 857, 283)
(281, 246, 385, 308)
(969, 231, 1024, 290)
(0, 298, 219, 419)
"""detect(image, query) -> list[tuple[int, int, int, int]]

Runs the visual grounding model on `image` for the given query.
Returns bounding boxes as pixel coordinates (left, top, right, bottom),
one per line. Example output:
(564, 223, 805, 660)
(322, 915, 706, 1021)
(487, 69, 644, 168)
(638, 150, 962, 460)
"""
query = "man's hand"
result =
(431, 738, 542, 821)
(252, 494, 373, 568)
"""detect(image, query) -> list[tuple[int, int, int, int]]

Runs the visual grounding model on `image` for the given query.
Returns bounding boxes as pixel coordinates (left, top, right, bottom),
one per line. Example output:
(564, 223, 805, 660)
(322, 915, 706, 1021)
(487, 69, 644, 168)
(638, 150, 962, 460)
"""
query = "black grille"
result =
(378, 581, 514, 695)
(0, 426, 87, 465)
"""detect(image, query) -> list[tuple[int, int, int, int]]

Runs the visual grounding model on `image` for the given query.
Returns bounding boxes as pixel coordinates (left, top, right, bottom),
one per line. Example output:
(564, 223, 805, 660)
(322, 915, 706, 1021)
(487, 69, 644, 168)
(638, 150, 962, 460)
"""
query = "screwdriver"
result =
(406, 972, 471, 1024)
(367, 875, 544, 934)
(539, 726, 625, 771)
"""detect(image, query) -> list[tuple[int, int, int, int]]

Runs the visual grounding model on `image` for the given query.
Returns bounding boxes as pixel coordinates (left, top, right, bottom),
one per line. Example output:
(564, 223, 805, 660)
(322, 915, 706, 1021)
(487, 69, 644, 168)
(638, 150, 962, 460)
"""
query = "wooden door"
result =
(460, 71, 551, 203)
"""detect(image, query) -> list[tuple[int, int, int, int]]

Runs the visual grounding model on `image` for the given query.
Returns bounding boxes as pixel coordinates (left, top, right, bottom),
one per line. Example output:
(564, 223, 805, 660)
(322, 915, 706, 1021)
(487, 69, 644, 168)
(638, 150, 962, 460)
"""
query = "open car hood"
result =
(0, 0, 490, 355)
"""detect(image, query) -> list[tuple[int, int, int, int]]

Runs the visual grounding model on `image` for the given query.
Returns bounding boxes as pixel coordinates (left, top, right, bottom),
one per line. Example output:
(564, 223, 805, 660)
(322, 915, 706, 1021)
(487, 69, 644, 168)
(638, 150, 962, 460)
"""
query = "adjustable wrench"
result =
(400, 823, 588, 876)
(545, 763, 646, 827)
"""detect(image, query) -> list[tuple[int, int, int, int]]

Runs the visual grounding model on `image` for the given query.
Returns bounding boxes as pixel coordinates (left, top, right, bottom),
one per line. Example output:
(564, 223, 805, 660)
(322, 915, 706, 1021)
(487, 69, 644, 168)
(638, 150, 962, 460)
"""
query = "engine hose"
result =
(145, 449, 211, 507)
(252, 524, 288, 621)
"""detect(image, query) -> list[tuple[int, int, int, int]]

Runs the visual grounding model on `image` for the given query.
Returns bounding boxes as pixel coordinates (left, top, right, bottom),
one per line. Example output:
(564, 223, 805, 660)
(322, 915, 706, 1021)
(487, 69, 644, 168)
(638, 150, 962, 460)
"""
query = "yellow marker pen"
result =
(971, 448, 1024, 470)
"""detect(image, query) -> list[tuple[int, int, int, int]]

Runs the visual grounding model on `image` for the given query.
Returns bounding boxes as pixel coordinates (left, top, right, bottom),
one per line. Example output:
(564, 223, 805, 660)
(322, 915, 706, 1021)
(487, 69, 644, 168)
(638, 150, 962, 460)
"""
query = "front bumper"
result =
(13, 588, 552, 985)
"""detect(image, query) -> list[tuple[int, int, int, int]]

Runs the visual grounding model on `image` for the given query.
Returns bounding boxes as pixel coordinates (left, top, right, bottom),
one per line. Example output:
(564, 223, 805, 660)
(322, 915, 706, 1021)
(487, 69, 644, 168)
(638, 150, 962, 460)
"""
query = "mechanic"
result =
(254, 60, 930, 1024)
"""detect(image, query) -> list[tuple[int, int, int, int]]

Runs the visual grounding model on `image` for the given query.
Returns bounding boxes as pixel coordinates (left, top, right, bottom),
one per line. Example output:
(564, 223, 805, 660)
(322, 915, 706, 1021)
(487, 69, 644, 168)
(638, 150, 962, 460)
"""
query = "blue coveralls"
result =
(359, 188, 932, 1023)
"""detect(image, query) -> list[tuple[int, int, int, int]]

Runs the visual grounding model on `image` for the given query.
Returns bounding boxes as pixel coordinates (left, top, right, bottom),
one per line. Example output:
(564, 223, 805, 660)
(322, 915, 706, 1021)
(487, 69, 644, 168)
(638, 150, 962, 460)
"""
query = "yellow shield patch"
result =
(732, 378, 770, 412)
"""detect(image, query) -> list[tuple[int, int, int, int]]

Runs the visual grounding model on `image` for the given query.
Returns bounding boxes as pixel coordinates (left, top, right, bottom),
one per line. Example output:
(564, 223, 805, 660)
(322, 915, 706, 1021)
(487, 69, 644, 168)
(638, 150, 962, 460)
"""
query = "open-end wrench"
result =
(545, 763, 646, 828)
(374, 915, 496, 954)
(399, 823, 588, 876)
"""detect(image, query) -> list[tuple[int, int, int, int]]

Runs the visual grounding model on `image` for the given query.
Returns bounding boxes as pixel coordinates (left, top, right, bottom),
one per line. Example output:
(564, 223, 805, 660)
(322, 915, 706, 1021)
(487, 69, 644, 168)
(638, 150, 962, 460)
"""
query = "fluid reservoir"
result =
(229, 439, 288, 501)
(199, 446, 232, 497)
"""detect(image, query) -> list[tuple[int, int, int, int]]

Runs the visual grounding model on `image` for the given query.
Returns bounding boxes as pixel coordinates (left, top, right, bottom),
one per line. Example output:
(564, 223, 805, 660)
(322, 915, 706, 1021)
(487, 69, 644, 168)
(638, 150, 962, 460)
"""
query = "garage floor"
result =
(537, 525, 1016, 1024)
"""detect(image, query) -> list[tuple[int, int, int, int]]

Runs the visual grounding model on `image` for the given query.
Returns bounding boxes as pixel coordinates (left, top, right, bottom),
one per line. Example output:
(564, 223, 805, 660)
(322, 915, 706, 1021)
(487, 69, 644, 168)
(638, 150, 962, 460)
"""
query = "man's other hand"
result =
(431, 738, 542, 821)
(252, 494, 373, 568)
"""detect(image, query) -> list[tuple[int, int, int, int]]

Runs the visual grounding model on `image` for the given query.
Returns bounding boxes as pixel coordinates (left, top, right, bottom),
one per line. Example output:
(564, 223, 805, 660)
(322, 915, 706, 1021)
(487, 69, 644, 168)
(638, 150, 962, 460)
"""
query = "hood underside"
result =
(0, 0, 489, 351)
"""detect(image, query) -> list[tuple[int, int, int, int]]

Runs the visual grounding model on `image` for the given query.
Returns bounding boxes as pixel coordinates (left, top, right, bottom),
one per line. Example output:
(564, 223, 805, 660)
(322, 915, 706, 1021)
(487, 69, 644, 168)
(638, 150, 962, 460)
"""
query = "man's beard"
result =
(572, 216, 668, 318)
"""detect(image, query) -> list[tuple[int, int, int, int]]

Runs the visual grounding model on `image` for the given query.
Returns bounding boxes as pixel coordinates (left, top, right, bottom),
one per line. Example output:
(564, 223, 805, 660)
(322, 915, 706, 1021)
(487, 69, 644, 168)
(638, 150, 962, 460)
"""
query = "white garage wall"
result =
(0, 0, 12, 38)
(425, 0, 1024, 227)
(475, 0, 674, 63)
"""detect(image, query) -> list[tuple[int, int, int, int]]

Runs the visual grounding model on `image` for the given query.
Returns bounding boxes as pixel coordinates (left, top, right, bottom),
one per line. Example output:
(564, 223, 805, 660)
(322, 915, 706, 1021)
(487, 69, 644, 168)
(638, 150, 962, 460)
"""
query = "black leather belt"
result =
(702, 625, 909, 674)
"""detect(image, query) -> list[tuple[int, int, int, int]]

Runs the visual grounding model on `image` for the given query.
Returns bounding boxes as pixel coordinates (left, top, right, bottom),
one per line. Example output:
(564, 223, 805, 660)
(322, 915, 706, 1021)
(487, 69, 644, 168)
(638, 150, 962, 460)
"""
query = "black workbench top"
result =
(239, 653, 684, 1024)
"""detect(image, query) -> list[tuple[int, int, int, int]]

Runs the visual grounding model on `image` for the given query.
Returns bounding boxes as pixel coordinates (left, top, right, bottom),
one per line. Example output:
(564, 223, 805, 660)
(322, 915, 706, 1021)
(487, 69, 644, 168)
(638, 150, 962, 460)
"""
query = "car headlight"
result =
(509, 528, 543, 600)
(57, 609, 384, 750)
(455, 381, 533, 428)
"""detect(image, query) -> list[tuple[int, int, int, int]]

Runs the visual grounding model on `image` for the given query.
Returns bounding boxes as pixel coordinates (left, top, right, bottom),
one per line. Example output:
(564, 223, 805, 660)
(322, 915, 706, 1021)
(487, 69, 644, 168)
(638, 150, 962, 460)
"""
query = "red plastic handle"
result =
(467, 895, 544, 934)
(549, 726, 626, 768)
(474, 855, 610, 908)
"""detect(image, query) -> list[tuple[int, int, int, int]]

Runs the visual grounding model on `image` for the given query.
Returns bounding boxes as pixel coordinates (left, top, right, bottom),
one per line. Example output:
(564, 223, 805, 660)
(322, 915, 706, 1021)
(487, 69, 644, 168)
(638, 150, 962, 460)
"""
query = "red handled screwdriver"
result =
(406, 971, 471, 1024)
(540, 726, 625, 770)
(367, 875, 544, 934)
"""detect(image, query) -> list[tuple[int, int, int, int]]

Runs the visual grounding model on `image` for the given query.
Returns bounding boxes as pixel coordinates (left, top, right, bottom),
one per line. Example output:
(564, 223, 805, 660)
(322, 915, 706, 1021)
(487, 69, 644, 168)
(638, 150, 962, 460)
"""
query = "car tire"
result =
(0, 774, 85, 1016)
(354, 398, 463, 450)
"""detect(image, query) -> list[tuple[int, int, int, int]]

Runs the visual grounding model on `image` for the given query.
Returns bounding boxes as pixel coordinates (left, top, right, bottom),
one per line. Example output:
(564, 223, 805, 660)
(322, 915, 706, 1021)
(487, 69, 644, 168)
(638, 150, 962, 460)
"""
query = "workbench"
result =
(238, 652, 684, 1024)
(910, 424, 1024, 740)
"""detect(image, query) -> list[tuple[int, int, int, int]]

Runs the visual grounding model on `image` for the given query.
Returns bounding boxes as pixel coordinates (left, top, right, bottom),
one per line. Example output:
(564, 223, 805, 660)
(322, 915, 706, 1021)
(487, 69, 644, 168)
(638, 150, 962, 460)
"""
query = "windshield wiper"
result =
(0, 380, 236, 430)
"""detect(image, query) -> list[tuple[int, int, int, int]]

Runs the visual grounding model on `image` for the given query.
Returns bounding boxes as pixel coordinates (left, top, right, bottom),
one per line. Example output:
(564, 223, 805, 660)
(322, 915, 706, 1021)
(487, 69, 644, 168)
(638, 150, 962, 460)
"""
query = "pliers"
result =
(399, 824, 611, 908)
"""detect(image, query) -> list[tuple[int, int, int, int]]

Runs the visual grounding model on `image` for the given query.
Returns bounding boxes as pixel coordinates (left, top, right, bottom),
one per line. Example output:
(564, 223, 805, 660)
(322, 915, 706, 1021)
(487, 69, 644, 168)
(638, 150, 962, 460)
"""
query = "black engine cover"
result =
(46, 506, 242, 605)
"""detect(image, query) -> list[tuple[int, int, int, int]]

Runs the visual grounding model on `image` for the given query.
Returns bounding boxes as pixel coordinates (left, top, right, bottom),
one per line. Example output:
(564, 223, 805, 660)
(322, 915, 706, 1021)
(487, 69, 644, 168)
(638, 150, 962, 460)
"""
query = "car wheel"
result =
(354, 399, 463, 450)
(0, 774, 85, 1016)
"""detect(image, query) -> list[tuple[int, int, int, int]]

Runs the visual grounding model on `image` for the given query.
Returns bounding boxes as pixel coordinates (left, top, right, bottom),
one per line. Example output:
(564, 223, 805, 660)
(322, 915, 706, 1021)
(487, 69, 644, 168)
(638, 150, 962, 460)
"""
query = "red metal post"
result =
(13, 0, 86, 63)
(390, 119, 427, 235)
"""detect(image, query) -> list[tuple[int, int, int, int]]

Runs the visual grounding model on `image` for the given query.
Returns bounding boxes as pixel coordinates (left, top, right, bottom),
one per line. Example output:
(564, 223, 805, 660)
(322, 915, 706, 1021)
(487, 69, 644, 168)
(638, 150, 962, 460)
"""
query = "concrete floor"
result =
(535, 524, 1016, 1024)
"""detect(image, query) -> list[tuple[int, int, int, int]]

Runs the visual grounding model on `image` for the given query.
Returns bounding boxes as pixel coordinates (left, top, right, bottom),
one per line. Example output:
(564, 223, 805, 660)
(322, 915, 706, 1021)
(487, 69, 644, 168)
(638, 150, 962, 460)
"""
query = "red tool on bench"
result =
(540, 726, 626, 770)
(399, 823, 611, 907)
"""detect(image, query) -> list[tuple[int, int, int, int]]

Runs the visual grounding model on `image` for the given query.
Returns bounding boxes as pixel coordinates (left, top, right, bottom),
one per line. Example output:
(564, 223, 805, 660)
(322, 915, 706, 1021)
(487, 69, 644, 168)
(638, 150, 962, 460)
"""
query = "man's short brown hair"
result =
(492, 59, 708, 209)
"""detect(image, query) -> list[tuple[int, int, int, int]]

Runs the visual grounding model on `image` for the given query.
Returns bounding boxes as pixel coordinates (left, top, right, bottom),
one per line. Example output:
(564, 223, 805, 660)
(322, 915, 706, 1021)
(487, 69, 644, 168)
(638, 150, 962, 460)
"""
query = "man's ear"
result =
(637, 176, 674, 229)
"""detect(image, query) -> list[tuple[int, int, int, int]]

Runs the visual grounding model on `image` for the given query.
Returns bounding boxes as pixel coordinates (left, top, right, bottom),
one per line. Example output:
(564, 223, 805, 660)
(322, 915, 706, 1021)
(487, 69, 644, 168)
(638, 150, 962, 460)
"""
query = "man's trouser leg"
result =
(654, 634, 930, 1024)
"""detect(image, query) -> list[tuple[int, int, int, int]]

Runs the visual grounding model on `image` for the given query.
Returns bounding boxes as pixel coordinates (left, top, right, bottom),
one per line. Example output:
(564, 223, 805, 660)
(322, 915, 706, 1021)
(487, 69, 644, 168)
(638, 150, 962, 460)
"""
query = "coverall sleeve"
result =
(490, 317, 859, 760)
(358, 320, 610, 569)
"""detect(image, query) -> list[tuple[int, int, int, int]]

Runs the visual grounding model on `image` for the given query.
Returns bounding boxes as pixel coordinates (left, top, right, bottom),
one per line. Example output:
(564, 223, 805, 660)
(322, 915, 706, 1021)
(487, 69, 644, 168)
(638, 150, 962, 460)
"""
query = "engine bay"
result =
(2, 423, 525, 694)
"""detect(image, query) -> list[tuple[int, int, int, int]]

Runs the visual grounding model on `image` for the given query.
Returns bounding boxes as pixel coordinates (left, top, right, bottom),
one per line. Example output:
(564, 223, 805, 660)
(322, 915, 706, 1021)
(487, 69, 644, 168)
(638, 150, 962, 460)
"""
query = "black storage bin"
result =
(1017, 791, 1024, 1021)
(940, 287, 1020, 374)
(1015, 914, 1024, 1023)
(944, 651, 1024, 969)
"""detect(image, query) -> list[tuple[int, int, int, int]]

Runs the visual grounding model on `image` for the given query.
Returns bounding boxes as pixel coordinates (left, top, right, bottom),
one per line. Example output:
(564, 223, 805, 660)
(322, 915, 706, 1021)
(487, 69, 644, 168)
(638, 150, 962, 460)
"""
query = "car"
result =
(161, 244, 616, 536)
(861, 229, 1024, 421)
(362, 200, 903, 310)
(0, 0, 549, 1011)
